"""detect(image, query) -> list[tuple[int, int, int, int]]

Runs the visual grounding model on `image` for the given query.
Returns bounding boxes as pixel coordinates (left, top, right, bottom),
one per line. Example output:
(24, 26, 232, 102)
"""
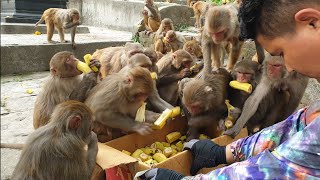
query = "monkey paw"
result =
(133, 123, 153, 135)
(223, 126, 241, 138)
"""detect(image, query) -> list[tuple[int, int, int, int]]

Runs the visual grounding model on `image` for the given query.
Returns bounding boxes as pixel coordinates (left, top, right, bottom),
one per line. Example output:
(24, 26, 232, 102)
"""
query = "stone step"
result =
(1, 27, 133, 75)
(1, 23, 90, 34)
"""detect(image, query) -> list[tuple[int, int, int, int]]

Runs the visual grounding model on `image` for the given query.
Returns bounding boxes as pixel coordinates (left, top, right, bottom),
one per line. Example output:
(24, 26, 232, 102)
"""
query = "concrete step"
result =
(1, 27, 133, 75)
(1, 23, 90, 34)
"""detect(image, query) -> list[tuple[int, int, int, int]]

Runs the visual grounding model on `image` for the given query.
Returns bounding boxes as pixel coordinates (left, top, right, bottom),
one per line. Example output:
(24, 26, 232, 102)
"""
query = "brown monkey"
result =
(35, 8, 81, 49)
(155, 30, 185, 55)
(229, 59, 262, 110)
(154, 18, 174, 41)
(224, 55, 309, 137)
(188, 0, 200, 7)
(202, 3, 243, 72)
(85, 67, 158, 142)
(11, 101, 98, 180)
(142, 0, 161, 32)
(92, 42, 144, 79)
(119, 54, 174, 113)
(180, 68, 231, 141)
(183, 38, 203, 59)
(193, 1, 215, 29)
(143, 47, 160, 73)
(157, 50, 194, 106)
(33, 51, 100, 129)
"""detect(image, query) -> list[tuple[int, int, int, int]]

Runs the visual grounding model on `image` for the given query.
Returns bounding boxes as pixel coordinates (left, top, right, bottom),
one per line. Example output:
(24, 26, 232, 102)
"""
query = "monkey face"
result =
(185, 102, 203, 115)
(267, 61, 286, 80)
(63, 55, 82, 77)
(236, 71, 252, 83)
(208, 28, 227, 44)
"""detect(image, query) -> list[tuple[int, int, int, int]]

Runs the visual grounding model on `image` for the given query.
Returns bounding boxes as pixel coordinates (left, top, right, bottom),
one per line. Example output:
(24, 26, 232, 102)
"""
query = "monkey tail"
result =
(0, 143, 24, 150)
(35, 15, 44, 27)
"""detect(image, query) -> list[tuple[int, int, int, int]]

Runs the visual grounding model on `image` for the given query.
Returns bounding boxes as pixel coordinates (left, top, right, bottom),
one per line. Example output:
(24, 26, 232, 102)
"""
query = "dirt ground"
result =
(1, 72, 319, 179)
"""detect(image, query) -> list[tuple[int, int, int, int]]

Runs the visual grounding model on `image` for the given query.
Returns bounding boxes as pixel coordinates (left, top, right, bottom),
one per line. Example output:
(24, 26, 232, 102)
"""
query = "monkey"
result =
(11, 101, 98, 180)
(155, 30, 185, 55)
(154, 18, 174, 41)
(35, 8, 81, 49)
(179, 68, 232, 141)
(224, 55, 309, 137)
(92, 42, 144, 79)
(143, 47, 160, 73)
(85, 67, 159, 142)
(229, 59, 262, 110)
(119, 54, 174, 113)
(187, 0, 200, 7)
(33, 51, 100, 129)
(156, 49, 194, 106)
(119, 53, 173, 112)
(183, 38, 203, 60)
(192, 1, 215, 29)
(201, 3, 243, 72)
(142, 0, 161, 32)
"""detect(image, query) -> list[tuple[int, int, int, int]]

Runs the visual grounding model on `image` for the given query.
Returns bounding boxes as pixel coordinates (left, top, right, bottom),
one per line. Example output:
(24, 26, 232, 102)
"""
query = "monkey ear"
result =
(69, 115, 81, 129)
(50, 67, 58, 76)
(204, 86, 213, 92)
(124, 75, 133, 85)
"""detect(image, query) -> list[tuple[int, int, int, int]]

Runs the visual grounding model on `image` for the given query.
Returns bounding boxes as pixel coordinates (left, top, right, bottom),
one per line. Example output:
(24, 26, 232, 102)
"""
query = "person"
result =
(137, 0, 320, 179)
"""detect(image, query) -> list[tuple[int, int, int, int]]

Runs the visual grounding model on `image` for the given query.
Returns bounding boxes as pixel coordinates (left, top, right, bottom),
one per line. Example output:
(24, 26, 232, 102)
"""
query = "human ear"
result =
(295, 8, 320, 29)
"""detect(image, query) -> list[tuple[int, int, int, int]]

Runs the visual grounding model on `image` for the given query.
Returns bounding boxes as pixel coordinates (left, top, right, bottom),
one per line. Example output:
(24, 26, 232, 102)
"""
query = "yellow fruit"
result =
(199, 134, 210, 140)
(142, 147, 154, 155)
(180, 135, 187, 141)
(229, 80, 252, 94)
(83, 54, 98, 72)
(144, 159, 153, 165)
(170, 106, 181, 117)
(76, 61, 92, 74)
(166, 132, 182, 144)
(162, 142, 170, 147)
(150, 72, 158, 80)
(151, 142, 165, 151)
(153, 153, 167, 163)
(34, 31, 41, 35)
(176, 141, 183, 151)
(225, 119, 234, 129)
(131, 149, 144, 159)
(153, 108, 172, 129)
(26, 89, 33, 94)
(139, 153, 150, 162)
(121, 150, 131, 156)
(163, 147, 173, 157)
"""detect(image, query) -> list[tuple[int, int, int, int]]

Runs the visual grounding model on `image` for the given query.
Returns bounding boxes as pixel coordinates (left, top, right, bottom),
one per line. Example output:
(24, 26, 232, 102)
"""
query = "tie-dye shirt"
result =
(184, 100, 320, 179)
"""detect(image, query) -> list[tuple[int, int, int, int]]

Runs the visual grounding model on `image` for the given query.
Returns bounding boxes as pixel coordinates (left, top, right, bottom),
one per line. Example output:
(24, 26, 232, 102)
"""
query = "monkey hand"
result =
(179, 68, 192, 78)
(132, 122, 153, 135)
(230, 107, 241, 120)
(89, 59, 101, 72)
(183, 139, 227, 175)
(223, 124, 242, 138)
(87, 131, 98, 147)
(217, 119, 226, 131)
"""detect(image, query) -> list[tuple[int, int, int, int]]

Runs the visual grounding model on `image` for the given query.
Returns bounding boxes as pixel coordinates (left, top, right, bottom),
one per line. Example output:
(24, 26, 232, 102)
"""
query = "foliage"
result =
(208, 0, 234, 5)
(132, 34, 141, 43)
(174, 23, 189, 32)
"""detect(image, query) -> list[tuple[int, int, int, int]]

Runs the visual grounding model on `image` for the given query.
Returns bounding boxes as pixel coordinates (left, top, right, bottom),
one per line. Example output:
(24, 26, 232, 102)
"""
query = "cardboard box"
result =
(96, 118, 248, 180)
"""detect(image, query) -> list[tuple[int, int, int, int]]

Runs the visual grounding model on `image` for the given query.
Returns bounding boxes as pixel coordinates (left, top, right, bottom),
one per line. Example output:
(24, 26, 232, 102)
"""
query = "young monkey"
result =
(33, 51, 100, 129)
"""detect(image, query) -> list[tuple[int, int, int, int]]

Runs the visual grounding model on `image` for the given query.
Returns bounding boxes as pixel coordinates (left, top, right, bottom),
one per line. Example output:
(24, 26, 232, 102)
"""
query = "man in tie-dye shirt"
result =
(137, 0, 320, 179)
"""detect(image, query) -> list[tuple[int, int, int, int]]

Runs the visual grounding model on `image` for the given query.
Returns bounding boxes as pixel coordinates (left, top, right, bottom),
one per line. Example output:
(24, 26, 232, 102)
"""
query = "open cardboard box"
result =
(96, 117, 248, 180)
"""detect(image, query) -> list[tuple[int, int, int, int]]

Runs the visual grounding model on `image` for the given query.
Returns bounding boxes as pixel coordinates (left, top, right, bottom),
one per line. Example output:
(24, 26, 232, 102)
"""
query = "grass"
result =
(174, 23, 189, 32)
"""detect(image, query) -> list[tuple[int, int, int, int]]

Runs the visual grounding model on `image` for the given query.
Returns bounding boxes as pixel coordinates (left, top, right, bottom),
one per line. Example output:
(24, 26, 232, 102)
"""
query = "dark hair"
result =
(238, 0, 318, 40)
